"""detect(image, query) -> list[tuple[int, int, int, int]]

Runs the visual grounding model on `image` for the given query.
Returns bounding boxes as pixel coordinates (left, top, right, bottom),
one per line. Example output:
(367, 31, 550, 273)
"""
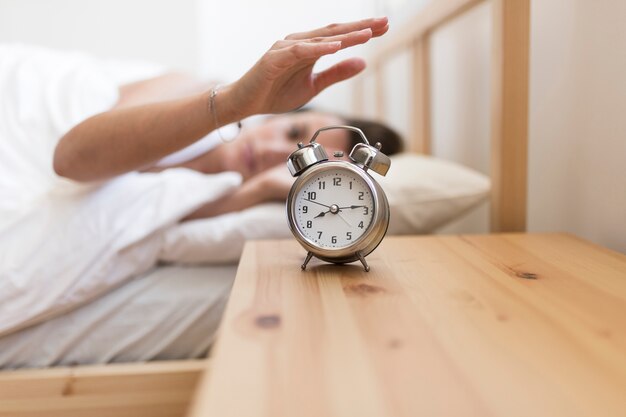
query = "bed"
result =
(0, 0, 529, 414)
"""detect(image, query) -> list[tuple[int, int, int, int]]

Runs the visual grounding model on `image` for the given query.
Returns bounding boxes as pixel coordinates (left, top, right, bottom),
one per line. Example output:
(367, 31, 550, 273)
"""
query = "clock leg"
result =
(356, 251, 370, 272)
(301, 252, 314, 270)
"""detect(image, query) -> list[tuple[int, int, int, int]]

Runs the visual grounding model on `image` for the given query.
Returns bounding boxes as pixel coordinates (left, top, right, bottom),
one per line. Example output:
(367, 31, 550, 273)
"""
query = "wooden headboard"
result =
(354, 0, 530, 233)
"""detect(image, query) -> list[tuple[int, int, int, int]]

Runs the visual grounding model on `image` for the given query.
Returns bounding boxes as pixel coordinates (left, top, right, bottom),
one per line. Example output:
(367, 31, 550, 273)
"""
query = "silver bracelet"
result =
(208, 85, 241, 143)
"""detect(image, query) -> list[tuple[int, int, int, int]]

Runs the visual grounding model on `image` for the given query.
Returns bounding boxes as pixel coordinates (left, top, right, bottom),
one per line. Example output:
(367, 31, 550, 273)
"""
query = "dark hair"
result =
(292, 107, 404, 155)
(341, 115, 404, 156)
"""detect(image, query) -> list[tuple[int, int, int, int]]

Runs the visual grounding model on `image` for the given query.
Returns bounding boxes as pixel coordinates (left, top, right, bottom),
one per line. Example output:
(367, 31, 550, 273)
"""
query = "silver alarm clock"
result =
(286, 126, 391, 272)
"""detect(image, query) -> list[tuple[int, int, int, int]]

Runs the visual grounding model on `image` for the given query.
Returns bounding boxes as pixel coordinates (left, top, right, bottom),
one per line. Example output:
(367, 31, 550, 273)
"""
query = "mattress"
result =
(0, 264, 236, 369)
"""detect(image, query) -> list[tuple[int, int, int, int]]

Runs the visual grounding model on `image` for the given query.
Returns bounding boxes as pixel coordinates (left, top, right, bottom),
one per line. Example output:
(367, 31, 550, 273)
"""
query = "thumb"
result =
(312, 57, 366, 94)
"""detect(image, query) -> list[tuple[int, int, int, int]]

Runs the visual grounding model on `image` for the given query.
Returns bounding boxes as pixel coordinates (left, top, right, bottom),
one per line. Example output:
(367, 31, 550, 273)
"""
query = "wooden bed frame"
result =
(0, 1, 529, 415)
(0, 360, 204, 417)
(354, 0, 530, 232)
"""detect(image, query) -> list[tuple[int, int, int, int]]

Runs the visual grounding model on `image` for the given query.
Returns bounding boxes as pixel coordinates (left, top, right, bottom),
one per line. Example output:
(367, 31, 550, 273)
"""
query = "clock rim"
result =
(286, 160, 389, 263)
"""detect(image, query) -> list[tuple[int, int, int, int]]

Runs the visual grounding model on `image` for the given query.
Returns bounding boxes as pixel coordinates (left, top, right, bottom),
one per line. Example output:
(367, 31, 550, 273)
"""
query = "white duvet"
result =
(0, 44, 259, 336)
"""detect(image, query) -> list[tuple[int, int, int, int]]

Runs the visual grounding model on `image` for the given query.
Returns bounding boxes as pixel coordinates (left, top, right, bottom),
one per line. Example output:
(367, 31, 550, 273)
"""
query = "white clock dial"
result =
(293, 169, 375, 249)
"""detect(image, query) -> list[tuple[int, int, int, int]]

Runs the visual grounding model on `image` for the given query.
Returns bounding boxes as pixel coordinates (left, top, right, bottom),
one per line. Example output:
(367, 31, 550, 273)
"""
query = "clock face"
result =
(292, 168, 375, 249)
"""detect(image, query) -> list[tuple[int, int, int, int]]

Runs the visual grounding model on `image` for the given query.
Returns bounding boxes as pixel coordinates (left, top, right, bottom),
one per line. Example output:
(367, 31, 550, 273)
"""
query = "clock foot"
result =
(301, 252, 314, 270)
(356, 251, 370, 272)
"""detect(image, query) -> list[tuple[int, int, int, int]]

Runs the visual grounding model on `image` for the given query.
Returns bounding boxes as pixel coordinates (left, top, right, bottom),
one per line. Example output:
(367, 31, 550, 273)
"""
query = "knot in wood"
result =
(345, 283, 385, 296)
(255, 314, 281, 329)
(516, 272, 538, 280)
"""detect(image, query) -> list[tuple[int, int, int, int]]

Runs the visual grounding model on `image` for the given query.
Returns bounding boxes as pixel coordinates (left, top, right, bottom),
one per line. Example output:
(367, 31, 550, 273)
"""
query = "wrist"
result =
(210, 82, 252, 125)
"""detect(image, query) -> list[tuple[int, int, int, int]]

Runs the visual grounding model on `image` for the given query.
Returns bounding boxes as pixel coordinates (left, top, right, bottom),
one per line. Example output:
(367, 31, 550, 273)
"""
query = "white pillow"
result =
(159, 154, 490, 265)
(159, 203, 291, 265)
(379, 153, 490, 235)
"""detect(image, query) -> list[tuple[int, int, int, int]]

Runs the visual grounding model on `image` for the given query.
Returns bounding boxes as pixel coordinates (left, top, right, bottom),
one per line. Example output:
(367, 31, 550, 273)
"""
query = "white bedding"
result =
(0, 264, 236, 369)
(0, 44, 243, 337)
(0, 169, 241, 337)
(0, 44, 491, 346)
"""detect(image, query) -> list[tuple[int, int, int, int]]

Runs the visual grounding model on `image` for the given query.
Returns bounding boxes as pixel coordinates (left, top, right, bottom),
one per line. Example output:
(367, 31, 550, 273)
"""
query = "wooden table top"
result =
(189, 233, 626, 417)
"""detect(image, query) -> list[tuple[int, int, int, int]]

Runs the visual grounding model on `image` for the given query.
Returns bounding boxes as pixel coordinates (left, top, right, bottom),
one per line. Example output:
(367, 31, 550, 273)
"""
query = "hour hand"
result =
(338, 205, 366, 210)
(314, 211, 327, 219)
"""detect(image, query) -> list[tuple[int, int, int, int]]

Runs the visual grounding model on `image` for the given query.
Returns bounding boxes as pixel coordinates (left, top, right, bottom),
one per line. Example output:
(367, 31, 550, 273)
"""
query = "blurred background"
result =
(0, 0, 624, 253)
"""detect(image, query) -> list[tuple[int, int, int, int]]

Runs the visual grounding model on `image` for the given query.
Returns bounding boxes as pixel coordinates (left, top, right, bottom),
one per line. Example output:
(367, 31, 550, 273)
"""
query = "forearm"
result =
(183, 165, 292, 220)
(115, 73, 215, 109)
(54, 17, 388, 183)
(53, 84, 245, 182)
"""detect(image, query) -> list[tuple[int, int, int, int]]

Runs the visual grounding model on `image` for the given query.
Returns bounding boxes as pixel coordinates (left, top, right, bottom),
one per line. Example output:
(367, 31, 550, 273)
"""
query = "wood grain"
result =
(0, 360, 204, 417)
(189, 234, 626, 417)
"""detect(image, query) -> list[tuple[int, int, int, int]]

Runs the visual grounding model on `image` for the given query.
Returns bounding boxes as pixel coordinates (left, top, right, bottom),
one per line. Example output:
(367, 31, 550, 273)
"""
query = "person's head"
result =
(341, 114, 404, 156)
(215, 110, 403, 180)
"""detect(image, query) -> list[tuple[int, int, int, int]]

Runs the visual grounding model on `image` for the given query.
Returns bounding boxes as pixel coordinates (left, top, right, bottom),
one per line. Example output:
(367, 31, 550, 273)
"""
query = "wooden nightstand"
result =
(188, 233, 626, 417)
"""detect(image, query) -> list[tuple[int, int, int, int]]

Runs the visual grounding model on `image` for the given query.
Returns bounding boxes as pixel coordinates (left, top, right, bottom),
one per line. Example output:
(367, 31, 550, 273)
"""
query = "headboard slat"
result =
(411, 37, 431, 154)
(374, 64, 385, 119)
(489, 0, 530, 232)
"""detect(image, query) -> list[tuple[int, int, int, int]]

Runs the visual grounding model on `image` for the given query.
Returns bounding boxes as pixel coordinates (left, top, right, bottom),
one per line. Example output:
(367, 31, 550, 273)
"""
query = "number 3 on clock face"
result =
(294, 170, 375, 249)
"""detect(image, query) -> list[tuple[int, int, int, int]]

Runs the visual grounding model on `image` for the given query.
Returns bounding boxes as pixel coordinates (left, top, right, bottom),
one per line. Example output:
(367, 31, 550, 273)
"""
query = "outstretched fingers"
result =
(238, 17, 389, 114)
(310, 28, 373, 50)
(270, 27, 374, 62)
(375, 23, 390, 38)
(285, 17, 388, 41)
(271, 41, 342, 68)
(312, 57, 366, 94)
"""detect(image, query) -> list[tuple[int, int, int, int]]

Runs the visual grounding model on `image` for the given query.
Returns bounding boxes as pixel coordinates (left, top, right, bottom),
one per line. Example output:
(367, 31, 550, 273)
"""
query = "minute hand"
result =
(304, 199, 332, 209)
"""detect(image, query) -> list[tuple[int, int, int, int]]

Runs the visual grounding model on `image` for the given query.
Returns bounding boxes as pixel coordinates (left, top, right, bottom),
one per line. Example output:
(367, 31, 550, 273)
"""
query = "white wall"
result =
(380, 0, 626, 253)
(196, 0, 376, 114)
(527, 0, 626, 253)
(0, 0, 197, 72)
(0, 0, 379, 132)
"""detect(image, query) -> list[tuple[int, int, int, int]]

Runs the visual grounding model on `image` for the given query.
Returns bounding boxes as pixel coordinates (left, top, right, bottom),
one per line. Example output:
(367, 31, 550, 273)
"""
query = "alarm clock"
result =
(286, 125, 391, 272)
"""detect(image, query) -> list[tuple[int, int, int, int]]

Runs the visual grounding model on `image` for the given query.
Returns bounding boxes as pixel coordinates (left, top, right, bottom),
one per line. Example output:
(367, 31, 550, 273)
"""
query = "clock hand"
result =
(303, 199, 332, 209)
(338, 205, 366, 210)
(305, 200, 353, 226)
(337, 212, 353, 227)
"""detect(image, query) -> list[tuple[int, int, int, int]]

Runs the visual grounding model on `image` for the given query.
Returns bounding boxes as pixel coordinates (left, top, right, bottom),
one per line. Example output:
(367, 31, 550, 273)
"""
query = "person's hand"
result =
(228, 17, 389, 117)
(252, 164, 296, 201)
